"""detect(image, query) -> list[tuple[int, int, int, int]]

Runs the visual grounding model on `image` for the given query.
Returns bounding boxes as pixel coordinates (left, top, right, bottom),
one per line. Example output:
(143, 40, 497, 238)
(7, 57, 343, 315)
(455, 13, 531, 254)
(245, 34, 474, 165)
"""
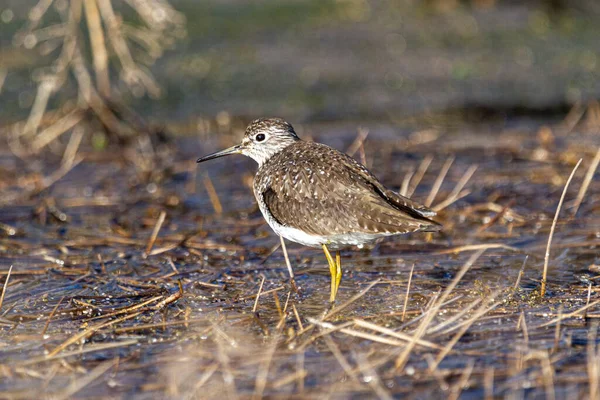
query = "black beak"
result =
(196, 144, 242, 163)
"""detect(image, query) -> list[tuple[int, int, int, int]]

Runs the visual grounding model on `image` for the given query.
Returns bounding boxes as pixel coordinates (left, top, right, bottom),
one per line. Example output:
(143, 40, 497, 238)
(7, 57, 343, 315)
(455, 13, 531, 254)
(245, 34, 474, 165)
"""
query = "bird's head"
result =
(197, 118, 300, 166)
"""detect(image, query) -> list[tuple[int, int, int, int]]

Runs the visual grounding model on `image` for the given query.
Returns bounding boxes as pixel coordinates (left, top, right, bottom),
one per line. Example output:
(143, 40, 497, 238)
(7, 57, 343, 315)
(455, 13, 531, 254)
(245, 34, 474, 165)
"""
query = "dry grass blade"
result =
(354, 351, 394, 400)
(402, 264, 414, 322)
(61, 125, 85, 167)
(540, 300, 600, 328)
(83, 0, 110, 97)
(323, 279, 380, 320)
(0, 68, 7, 94)
(572, 147, 600, 216)
(353, 319, 442, 350)
(19, 340, 139, 366)
(47, 311, 143, 357)
(427, 297, 482, 336)
(435, 243, 518, 255)
(513, 255, 528, 293)
(215, 335, 238, 399)
(425, 156, 454, 207)
(153, 281, 183, 310)
(279, 236, 294, 279)
(431, 189, 471, 212)
(0, 265, 13, 312)
(53, 359, 117, 400)
(323, 335, 361, 384)
(429, 292, 500, 371)
(186, 364, 219, 399)
(433, 164, 477, 212)
(407, 155, 433, 197)
(253, 275, 266, 313)
(346, 127, 370, 156)
(41, 295, 65, 336)
(31, 110, 85, 153)
(541, 158, 582, 297)
(144, 210, 166, 256)
(400, 168, 414, 197)
(587, 323, 599, 400)
(484, 367, 494, 400)
(292, 304, 304, 331)
(395, 249, 485, 370)
(309, 318, 411, 347)
(448, 359, 475, 400)
(203, 173, 223, 214)
(252, 336, 279, 400)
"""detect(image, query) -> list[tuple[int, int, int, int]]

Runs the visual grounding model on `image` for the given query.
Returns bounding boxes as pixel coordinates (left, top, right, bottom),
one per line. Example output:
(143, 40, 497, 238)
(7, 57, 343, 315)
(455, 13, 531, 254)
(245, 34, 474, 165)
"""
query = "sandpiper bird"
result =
(197, 118, 441, 302)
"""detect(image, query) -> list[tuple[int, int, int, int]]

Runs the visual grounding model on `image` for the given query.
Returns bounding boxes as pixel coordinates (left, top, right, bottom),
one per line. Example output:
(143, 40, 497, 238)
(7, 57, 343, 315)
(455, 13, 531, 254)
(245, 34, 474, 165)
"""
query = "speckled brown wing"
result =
(255, 142, 440, 237)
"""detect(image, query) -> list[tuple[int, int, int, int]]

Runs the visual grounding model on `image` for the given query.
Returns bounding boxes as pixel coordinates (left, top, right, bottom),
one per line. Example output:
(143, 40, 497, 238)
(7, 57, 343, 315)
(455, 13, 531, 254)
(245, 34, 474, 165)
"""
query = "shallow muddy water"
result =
(1, 0, 600, 398)
(1, 115, 599, 398)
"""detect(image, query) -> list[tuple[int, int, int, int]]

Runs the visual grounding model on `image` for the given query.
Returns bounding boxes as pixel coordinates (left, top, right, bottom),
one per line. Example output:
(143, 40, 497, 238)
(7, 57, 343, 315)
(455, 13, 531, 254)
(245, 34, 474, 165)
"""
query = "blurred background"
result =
(2, 0, 600, 134)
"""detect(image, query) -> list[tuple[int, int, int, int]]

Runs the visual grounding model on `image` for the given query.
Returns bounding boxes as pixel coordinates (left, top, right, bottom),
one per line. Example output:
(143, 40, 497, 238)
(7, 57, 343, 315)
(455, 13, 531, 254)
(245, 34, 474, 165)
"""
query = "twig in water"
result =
(31, 110, 85, 153)
(541, 158, 582, 297)
(560, 101, 585, 134)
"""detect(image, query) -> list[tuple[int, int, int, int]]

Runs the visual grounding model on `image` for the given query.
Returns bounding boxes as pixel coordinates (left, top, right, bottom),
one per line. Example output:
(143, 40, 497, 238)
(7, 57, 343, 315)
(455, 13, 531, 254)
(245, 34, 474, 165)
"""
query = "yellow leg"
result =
(322, 244, 337, 302)
(335, 251, 342, 298)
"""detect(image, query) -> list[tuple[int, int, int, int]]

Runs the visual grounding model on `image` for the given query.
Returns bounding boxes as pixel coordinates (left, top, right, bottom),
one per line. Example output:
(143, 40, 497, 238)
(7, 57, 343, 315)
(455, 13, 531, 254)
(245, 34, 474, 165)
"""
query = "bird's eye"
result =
(255, 133, 266, 142)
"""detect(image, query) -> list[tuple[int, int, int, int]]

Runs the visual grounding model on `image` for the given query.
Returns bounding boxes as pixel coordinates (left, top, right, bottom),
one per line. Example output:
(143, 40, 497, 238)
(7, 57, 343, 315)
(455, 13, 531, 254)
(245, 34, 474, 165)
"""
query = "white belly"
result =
(258, 201, 389, 249)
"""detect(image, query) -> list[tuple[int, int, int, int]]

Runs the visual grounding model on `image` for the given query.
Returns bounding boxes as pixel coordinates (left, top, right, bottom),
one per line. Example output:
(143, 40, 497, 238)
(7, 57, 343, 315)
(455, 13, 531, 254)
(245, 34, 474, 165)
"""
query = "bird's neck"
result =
(248, 139, 299, 167)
